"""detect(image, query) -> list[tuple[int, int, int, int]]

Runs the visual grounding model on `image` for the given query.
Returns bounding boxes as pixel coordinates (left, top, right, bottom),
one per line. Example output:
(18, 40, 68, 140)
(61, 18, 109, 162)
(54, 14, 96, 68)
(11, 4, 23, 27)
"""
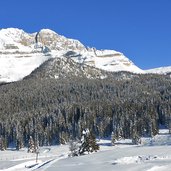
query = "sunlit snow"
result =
(0, 28, 145, 83)
(0, 129, 171, 171)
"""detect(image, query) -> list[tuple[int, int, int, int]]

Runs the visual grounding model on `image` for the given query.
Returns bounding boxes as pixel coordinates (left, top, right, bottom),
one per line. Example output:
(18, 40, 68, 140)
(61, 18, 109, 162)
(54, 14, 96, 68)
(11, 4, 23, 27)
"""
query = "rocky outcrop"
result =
(0, 28, 144, 82)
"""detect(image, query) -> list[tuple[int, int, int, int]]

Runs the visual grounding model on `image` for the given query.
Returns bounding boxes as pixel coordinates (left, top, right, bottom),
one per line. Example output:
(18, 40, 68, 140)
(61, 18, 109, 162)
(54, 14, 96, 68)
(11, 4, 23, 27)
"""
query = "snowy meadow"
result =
(0, 129, 171, 171)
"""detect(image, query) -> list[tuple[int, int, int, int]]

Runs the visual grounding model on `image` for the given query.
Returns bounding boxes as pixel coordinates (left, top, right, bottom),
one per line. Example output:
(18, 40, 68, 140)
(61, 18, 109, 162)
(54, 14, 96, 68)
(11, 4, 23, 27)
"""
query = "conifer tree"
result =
(28, 136, 35, 153)
(79, 129, 99, 155)
(111, 131, 116, 146)
(68, 139, 79, 157)
(169, 119, 171, 134)
(0, 137, 5, 151)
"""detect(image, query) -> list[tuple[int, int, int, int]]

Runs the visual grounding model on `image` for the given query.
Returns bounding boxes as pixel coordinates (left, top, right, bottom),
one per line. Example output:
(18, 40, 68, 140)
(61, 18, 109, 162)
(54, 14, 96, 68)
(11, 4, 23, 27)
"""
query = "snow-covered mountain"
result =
(0, 28, 144, 82)
(146, 66, 171, 75)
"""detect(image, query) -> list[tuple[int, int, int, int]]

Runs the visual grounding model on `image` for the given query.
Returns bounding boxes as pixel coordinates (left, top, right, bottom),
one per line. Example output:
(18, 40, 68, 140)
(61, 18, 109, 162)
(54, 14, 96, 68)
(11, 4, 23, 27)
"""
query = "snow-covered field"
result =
(0, 129, 171, 171)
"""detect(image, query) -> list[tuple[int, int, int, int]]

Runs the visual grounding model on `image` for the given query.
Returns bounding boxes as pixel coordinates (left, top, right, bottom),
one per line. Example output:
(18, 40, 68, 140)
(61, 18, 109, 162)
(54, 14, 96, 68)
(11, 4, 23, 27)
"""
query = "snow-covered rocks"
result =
(0, 28, 144, 83)
(145, 66, 171, 75)
(93, 49, 144, 73)
(2, 28, 171, 83)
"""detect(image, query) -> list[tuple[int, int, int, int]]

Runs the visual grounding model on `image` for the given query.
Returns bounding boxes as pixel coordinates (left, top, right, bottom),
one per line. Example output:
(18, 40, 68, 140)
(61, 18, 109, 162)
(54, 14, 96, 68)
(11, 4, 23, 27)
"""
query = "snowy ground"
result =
(0, 129, 171, 171)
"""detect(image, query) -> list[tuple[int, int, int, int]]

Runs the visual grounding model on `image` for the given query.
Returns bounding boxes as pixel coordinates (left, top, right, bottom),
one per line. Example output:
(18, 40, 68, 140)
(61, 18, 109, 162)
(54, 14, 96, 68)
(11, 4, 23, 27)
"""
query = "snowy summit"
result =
(0, 28, 145, 83)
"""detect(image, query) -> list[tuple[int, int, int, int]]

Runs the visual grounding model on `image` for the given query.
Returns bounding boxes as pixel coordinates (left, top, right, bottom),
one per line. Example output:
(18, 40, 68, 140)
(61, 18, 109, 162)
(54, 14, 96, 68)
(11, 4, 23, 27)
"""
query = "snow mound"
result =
(113, 154, 171, 165)
(146, 165, 169, 171)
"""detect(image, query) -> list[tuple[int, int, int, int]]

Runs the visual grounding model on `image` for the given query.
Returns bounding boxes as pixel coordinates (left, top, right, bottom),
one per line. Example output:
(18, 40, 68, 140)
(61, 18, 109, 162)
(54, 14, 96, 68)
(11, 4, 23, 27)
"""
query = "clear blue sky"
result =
(0, 0, 171, 69)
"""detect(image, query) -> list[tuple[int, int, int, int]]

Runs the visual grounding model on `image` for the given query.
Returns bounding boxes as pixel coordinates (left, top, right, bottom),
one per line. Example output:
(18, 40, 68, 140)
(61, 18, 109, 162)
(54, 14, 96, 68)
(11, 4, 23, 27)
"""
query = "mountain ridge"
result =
(145, 66, 171, 75)
(0, 28, 170, 83)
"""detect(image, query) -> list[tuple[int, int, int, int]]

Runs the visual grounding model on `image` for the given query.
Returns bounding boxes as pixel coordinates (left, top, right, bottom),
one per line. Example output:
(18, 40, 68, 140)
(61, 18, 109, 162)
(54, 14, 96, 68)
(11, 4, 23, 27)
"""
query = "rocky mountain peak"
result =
(0, 28, 145, 83)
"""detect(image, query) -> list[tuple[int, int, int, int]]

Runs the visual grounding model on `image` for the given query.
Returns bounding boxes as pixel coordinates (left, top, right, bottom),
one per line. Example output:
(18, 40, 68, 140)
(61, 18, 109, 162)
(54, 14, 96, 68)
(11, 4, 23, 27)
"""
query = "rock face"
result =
(0, 28, 144, 82)
(0, 28, 86, 52)
(25, 57, 108, 80)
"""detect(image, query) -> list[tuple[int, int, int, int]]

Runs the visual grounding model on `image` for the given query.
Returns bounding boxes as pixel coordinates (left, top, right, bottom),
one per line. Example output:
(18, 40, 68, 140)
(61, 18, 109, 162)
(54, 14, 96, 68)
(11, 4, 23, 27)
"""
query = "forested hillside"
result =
(0, 66, 171, 150)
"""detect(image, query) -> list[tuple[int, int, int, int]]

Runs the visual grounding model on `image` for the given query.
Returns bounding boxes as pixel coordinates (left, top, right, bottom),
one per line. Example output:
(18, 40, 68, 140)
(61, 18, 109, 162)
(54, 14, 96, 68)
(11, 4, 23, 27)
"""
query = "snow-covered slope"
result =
(1, 130, 171, 171)
(35, 129, 171, 171)
(0, 28, 144, 82)
(146, 66, 171, 75)
(69, 49, 144, 73)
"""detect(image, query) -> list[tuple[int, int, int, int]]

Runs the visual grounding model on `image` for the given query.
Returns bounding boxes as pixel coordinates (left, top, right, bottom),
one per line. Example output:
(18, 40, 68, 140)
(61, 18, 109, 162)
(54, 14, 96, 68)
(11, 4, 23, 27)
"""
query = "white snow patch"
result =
(146, 165, 169, 171)
(1, 131, 171, 171)
(145, 66, 171, 74)
(0, 160, 41, 171)
(0, 54, 50, 82)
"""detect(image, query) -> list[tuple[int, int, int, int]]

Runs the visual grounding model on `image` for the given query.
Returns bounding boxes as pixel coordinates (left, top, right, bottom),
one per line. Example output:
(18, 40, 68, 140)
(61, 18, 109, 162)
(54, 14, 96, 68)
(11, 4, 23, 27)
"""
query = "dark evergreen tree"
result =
(0, 137, 5, 151)
(79, 129, 99, 155)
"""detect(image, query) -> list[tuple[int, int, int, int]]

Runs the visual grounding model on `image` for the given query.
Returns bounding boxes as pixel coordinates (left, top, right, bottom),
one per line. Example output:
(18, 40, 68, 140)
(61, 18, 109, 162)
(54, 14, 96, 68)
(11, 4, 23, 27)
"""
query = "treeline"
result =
(0, 73, 171, 150)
